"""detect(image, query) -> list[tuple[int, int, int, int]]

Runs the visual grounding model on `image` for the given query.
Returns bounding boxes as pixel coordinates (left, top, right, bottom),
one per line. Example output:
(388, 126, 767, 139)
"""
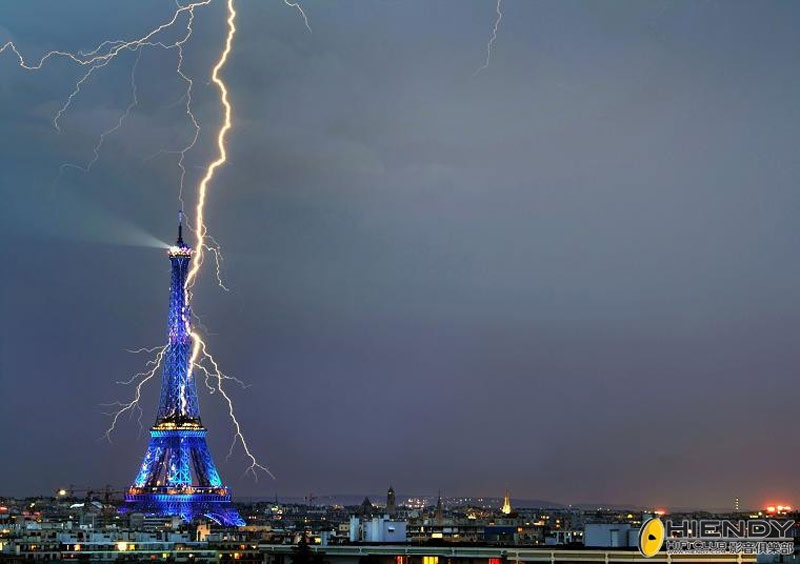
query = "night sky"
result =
(1, 1, 800, 510)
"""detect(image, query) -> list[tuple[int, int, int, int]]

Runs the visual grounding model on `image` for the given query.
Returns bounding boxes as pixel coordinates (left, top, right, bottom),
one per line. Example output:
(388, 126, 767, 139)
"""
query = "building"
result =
(583, 523, 637, 548)
(387, 487, 397, 518)
(349, 517, 406, 543)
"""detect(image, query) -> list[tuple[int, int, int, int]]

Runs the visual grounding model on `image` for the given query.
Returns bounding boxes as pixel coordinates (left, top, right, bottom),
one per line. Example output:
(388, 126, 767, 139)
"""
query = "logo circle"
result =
(639, 517, 665, 558)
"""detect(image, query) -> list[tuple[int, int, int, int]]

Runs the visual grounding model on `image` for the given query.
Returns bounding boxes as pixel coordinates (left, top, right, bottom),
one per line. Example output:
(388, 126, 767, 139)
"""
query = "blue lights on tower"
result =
(123, 216, 244, 527)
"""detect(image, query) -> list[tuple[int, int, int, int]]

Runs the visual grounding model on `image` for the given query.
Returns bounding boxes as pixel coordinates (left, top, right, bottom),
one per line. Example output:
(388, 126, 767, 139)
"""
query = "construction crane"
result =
(57, 485, 128, 525)
(55, 485, 126, 505)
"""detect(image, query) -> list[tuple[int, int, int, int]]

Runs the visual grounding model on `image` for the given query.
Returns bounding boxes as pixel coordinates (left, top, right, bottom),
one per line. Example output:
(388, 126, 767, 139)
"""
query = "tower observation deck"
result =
(122, 216, 244, 527)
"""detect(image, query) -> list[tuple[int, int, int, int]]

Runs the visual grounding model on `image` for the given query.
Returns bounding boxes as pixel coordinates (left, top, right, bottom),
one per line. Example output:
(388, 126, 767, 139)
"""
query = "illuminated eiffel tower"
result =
(123, 216, 244, 526)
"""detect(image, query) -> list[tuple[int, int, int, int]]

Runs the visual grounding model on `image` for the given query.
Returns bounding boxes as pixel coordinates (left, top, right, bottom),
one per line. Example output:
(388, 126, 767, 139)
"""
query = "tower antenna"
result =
(177, 210, 185, 247)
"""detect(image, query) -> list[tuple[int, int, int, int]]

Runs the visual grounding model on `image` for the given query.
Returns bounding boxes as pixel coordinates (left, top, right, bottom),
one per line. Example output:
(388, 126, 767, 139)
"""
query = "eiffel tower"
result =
(123, 216, 244, 526)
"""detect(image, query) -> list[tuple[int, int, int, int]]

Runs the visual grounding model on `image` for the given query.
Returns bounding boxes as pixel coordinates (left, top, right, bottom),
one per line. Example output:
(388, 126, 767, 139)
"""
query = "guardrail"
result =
(256, 544, 756, 563)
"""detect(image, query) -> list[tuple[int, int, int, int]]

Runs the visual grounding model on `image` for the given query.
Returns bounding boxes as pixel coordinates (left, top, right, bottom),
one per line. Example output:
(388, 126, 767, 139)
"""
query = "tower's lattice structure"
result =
(123, 219, 244, 526)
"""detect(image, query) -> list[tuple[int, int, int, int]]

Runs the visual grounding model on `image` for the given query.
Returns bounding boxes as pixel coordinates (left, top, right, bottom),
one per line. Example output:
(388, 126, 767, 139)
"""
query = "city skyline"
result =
(2, 1, 800, 510)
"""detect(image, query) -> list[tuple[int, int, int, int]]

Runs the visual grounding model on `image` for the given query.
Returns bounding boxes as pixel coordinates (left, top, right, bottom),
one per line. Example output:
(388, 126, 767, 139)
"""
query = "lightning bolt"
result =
(180, 0, 276, 479)
(184, 0, 235, 292)
(101, 346, 168, 441)
(190, 331, 273, 479)
(0, 2, 213, 134)
(475, 0, 503, 76)
(2, 0, 313, 481)
(176, 0, 203, 209)
(59, 48, 143, 175)
(284, 0, 312, 33)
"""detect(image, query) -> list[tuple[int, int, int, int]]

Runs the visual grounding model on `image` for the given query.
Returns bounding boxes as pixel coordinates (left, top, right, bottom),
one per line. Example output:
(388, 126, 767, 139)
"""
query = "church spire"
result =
(501, 488, 512, 515)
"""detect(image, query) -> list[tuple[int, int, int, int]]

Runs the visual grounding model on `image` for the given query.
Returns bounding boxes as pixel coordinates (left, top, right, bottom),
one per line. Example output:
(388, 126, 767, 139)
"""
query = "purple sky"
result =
(1, 0, 800, 510)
